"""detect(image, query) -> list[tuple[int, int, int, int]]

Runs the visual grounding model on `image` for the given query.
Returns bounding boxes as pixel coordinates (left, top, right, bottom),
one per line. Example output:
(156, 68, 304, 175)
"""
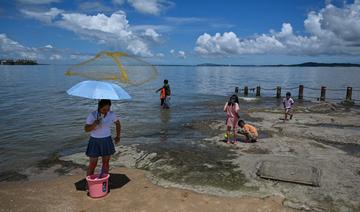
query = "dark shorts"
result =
(86, 136, 115, 157)
(160, 98, 165, 106)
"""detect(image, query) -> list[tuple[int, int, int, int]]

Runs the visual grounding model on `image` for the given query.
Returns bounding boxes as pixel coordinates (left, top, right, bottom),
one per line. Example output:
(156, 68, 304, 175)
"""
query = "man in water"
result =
(156, 79, 171, 109)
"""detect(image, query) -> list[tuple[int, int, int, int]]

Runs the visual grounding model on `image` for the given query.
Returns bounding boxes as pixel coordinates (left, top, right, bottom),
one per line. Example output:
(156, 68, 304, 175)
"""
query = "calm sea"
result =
(0, 65, 360, 177)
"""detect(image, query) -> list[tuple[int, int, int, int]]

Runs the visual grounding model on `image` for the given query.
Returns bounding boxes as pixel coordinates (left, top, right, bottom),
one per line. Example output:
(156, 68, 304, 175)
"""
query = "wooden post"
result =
(256, 86, 261, 97)
(244, 86, 248, 96)
(298, 85, 304, 100)
(320, 86, 326, 101)
(276, 86, 281, 98)
(235, 87, 239, 94)
(346, 87, 352, 101)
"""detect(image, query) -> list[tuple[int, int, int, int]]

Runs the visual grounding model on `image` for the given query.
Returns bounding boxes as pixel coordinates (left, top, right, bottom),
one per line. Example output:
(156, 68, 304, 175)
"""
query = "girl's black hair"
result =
(98, 99, 111, 110)
(228, 94, 239, 106)
(164, 79, 168, 84)
(286, 92, 291, 96)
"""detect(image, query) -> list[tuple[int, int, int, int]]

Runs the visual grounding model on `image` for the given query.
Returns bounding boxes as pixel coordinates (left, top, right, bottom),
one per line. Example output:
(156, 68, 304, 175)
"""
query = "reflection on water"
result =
(0, 65, 360, 175)
(159, 109, 171, 143)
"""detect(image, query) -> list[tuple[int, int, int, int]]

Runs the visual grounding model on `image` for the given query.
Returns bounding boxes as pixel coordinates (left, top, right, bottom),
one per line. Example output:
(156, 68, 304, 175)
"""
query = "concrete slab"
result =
(257, 160, 321, 187)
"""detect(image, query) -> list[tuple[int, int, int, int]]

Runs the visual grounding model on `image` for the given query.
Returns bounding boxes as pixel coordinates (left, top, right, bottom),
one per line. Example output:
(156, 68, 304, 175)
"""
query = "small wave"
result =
(239, 97, 259, 102)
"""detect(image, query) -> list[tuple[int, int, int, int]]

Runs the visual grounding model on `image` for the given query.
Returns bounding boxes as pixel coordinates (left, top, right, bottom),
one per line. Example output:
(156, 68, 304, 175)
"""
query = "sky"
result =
(0, 0, 359, 65)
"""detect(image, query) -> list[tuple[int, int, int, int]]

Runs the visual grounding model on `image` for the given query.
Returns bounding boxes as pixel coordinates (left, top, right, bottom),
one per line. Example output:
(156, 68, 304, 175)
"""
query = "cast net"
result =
(65, 51, 158, 86)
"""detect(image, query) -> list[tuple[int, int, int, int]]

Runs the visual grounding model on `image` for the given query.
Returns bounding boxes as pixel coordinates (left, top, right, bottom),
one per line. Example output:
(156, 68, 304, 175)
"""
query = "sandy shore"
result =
(58, 101, 360, 211)
(0, 167, 292, 212)
(1, 101, 359, 211)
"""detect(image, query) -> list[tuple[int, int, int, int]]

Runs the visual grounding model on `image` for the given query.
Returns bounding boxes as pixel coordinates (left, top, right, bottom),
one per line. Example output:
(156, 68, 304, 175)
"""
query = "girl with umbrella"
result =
(84, 99, 121, 176)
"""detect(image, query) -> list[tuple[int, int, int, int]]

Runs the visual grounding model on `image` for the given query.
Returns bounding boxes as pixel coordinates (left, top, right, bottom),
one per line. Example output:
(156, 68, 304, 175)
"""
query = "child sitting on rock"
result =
(238, 120, 258, 143)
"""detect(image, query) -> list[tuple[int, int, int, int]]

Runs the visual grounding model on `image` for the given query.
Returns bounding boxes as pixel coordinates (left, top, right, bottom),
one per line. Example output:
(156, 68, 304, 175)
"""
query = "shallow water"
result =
(0, 65, 360, 176)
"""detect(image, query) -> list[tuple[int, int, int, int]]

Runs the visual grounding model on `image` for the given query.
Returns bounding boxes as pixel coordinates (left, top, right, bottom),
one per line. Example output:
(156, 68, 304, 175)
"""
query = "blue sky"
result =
(0, 0, 359, 64)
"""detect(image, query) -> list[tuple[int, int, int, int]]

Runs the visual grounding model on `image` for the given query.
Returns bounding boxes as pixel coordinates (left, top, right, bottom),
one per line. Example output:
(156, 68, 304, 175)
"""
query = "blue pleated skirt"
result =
(86, 136, 115, 157)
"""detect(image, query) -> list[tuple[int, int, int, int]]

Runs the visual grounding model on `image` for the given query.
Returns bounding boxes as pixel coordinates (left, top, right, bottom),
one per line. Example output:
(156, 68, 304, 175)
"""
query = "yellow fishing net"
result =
(65, 51, 158, 85)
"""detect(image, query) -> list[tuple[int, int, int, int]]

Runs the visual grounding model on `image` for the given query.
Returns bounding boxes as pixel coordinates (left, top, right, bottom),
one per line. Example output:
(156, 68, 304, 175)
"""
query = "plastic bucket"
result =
(86, 174, 110, 198)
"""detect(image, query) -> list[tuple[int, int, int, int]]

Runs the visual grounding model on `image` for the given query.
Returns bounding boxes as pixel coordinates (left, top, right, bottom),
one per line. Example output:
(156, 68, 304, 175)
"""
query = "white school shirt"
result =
(86, 110, 119, 138)
(283, 97, 294, 109)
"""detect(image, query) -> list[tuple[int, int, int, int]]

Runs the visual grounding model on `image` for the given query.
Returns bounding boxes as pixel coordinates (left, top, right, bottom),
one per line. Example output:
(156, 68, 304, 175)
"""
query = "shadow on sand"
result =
(74, 173, 131, 191)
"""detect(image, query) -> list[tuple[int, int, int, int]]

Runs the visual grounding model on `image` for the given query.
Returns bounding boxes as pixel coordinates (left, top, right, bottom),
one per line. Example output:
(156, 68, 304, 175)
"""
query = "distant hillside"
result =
(278, 62, 360, 67)
(195, 62, 360, 67)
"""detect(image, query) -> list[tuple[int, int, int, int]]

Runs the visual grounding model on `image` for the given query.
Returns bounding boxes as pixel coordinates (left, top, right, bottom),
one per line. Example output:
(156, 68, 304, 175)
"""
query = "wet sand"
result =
(59, 101, 360, 211)
(0, 167, 292, 212)
(1, 101, 360, 211)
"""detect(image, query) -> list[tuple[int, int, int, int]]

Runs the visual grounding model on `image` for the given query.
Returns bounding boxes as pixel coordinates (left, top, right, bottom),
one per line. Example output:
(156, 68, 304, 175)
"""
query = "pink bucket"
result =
(86, 174, 110, 198)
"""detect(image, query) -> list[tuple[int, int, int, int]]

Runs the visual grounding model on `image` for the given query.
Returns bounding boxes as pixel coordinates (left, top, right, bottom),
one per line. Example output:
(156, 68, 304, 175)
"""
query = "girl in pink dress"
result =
(224, 95, 240, 144)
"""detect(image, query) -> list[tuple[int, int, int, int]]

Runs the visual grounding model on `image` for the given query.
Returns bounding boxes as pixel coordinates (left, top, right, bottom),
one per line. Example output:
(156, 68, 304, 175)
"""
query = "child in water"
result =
(238, 120, 258, 142)
(283, 92, 294, 121)
(156, 79, 171, 109)
(224, 94, 240, 144)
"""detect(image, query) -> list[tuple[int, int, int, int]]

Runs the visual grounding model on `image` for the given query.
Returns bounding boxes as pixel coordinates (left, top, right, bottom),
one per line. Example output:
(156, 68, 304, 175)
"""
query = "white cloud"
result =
(49, 54, 62, 60)
(195, 1, 360, 56)
(156, 53, 164, 57)
(0, 33, 90, 62)
(112, 0, 174, 15)
(16, 0, 60, 4)
(178, 50, 186, 58)
(0, 33, 37, 59)
(127, 0, 173, 15)
(170, 49, 186, 59)
(142, 28, 161, 43)
(21, 8, 153, 56)
(131, 24, 172, 32)
(20, 7, 63, 23)
(164, 16, 207, 24)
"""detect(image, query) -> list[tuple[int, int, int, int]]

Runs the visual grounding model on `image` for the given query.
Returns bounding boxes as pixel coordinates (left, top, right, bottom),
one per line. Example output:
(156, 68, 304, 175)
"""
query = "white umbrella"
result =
(66, 80, 131, 100)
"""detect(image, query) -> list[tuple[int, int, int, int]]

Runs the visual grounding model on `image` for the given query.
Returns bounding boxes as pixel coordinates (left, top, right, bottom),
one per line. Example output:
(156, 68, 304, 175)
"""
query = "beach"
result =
(2, 0, 360, 211)
(1, 100, 359, 211)
(0, 167, 293, 212)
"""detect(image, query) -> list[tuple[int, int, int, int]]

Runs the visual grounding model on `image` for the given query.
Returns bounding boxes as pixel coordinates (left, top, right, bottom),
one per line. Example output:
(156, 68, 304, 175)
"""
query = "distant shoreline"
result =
(0, 59, 39, 65)
(1, 60, 359, 67)
(156, 62, 360, 67)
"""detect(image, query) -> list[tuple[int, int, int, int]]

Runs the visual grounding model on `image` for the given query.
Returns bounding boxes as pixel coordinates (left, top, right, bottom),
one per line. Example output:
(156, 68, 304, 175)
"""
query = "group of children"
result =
(155, 80, 295, 144)
(224, 92, 295, 144)
(154, 79, 295, 143)
(83, 78, 295, 180)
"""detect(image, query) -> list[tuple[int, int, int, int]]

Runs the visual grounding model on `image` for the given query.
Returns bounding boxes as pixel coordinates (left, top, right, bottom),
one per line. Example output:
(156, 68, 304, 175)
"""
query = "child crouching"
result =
(238, 120, 258, 143)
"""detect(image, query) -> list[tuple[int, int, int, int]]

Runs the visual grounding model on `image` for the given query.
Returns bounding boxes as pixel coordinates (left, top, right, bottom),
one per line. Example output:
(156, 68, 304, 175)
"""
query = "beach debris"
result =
(257, 160, 321, 186)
